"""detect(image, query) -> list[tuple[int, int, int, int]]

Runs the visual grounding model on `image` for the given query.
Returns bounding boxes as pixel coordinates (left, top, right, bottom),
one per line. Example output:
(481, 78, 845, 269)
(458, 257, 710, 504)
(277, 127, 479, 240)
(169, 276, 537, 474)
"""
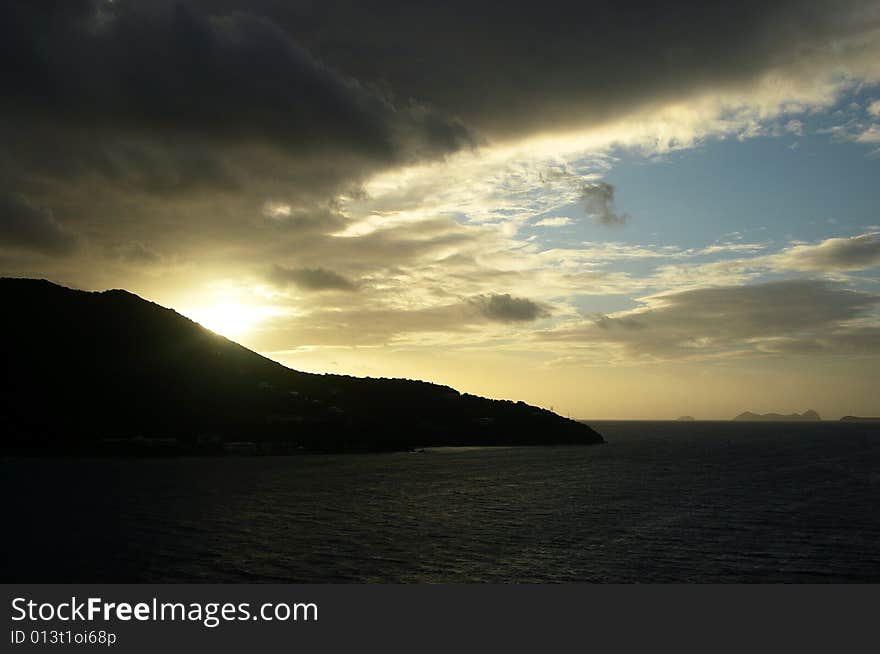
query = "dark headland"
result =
(733, 410, 821, 422)
(0, 278, 603, 454)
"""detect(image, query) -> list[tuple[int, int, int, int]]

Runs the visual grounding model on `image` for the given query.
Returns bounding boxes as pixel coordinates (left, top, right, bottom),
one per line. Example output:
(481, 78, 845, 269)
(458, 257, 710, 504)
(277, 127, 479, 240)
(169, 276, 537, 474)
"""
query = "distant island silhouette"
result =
(733, 410, 821, 422)
(840, 416, 880, 422)
(0, 278, 603, 454)
(677, 416, 695, 421)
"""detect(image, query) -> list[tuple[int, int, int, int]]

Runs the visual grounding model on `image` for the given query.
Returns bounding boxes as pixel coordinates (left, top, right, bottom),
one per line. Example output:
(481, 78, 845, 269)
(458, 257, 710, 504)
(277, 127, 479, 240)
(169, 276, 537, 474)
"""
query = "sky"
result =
(2, 0, 880, 419)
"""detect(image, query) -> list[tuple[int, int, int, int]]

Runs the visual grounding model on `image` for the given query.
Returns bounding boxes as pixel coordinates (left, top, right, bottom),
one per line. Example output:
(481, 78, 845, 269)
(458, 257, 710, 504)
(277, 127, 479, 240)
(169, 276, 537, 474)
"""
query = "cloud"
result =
(626, 233, 880, 290)
(0, 0, 474, 252)
(581, 183, 628, 226)
(785, 119, 804, 136)
(243, 289, 554, 350)
(0, 194, 77, 255)
(252, 298, 531, 348)
(249, 0, 880, 141)
(473, 294, 549, 322)
(855, 125, 880, 144)
(770, 233, 880, 271)
(757, 327, 880, 355)
(534, 217, 574, 228)
(541, 280, 880, 359)
(697, 242, 768, 255)
(4, 1, 878, 210)
(268, 266, 356, 291)
(817, 98, 880, 152)
(108, 241, 161, 265)
(3, 0, 880, 375)
(2, 2, 471, 162)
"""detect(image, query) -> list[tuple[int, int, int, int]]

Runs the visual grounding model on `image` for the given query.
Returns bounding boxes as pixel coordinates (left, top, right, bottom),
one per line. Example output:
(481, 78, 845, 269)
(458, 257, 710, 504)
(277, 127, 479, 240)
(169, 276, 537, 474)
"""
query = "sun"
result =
(187, 302, 259, 339)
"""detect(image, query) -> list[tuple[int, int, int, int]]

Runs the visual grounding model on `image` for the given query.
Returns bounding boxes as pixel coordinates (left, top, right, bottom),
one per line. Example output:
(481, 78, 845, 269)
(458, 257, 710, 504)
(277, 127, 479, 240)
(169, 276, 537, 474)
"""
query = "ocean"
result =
(3, 421, 879, 582)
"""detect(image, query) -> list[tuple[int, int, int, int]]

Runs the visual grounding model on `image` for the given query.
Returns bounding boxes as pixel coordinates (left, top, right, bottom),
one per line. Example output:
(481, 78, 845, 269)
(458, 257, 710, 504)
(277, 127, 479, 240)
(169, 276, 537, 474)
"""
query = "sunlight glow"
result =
(186, 302, 263, 339)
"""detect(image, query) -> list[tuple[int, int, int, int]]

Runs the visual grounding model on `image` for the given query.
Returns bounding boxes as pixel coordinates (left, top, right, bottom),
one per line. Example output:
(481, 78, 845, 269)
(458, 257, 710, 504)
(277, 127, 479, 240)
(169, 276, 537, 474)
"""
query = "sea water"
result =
(3, 421, 879, 582)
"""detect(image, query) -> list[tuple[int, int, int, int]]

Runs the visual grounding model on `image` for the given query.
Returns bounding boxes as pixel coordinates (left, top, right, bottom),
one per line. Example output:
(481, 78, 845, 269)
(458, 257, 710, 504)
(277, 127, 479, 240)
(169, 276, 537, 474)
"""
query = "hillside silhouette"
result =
(0, 278, 603, 454)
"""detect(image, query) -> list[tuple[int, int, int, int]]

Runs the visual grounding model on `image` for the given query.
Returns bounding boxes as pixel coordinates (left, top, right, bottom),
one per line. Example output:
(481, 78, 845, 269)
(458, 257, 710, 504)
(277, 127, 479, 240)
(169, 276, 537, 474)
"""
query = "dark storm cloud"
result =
(544, 280, 880, 357)
(0, 194, 78, 255)
(1, 1, 470, 160)
(269, 265, 357, 291)
(582, 182, 628, 226)
(474, 294, 549, 322)
(4, 1, 875, 178)
(204, 0, 878, 139)
(0, 0, 474, 239)
(2, 0, 879, 279)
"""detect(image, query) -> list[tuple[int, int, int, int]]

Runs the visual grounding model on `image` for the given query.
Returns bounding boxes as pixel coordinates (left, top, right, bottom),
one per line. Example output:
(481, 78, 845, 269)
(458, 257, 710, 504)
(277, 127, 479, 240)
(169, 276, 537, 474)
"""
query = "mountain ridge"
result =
(0, 278, 604, 453)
